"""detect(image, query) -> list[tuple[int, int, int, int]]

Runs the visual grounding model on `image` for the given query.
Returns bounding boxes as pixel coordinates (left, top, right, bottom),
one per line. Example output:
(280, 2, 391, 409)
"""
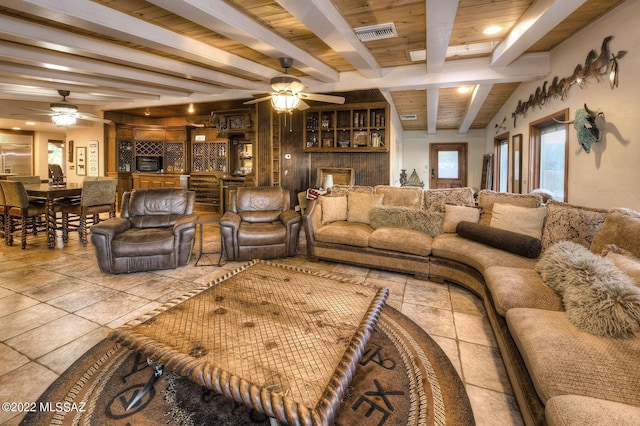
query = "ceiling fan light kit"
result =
(244, 57, 344, 114)
(52, 114, 77, 127)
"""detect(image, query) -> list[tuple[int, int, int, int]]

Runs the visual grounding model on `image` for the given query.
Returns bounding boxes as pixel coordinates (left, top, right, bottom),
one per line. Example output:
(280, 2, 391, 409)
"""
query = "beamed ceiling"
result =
(0, 0, 625, 133)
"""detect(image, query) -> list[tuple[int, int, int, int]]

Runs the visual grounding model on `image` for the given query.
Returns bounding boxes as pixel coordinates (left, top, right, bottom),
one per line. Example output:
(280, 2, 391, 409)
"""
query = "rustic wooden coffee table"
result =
(110, 260, 388, 425)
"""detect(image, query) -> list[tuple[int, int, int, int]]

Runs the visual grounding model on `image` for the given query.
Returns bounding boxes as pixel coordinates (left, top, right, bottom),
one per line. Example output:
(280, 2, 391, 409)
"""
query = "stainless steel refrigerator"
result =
(0, 136, 33, 175)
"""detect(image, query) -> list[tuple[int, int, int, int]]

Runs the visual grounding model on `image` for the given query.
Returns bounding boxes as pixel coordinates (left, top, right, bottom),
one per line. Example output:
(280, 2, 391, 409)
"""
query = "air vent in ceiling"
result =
(354, 23, 398, 42)
(400, 114, 417, 120)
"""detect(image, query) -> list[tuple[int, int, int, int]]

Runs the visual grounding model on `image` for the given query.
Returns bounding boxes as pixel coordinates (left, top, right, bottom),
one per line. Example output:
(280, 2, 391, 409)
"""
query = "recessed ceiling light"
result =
(483, 25, 503, 35)
(188, 103, 195, 113)
(25, 121, 36, 125)
(12, 127, 21, 130)
(457, 86, 472, 94)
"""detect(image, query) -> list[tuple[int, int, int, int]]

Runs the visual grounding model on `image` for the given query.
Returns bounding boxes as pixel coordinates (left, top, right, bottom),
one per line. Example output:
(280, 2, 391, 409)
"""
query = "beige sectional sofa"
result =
(302, 185, 640, 425)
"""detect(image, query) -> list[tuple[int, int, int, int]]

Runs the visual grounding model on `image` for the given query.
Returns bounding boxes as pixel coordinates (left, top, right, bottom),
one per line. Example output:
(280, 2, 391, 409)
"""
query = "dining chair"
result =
(48, 164, 65, 185)
(8, 176, 41, 184)
(0, 180, 47, 249)
(61, 178, 117, 246)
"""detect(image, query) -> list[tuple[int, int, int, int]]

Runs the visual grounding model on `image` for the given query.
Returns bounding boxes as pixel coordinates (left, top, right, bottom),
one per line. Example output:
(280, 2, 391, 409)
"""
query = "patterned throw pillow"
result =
(541, 201, 609, 251)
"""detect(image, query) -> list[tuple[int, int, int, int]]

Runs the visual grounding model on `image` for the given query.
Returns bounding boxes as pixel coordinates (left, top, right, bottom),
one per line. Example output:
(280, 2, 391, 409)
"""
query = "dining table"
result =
(24, 183, 83, 249)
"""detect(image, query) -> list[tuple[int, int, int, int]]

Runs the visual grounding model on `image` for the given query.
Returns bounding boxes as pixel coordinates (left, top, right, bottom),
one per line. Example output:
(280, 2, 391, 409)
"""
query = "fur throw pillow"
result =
(535, 241, 590, 295)
(536, 240, 640, 337)
(370, 206, 444, 237)
(563, 262, 640, 338)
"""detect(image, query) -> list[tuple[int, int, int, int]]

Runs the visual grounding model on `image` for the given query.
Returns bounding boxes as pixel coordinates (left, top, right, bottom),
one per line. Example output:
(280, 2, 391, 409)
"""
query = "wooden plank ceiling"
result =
(0, 0, 626, 132)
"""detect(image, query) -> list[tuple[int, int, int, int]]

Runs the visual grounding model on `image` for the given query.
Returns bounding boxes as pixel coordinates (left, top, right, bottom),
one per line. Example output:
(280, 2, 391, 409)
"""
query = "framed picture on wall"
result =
(76, 147, 86, 176)
(88, 140, 99, 176)
(511, 134, 522, 193)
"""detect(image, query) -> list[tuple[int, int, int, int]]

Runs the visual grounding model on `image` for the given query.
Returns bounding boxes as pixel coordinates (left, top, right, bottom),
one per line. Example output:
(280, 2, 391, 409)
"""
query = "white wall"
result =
(402, 129, 486, 189)
(485, 0, 640, 210)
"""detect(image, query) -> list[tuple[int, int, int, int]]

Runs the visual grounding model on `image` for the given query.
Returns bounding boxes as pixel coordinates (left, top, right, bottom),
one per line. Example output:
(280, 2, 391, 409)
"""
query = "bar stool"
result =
(1, 180, 47, 249)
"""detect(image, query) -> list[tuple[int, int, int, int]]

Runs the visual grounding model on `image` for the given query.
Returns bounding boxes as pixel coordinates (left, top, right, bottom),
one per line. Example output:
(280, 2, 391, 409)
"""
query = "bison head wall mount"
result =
(553, 104, 605, 153)
(511, 36, 625, 127)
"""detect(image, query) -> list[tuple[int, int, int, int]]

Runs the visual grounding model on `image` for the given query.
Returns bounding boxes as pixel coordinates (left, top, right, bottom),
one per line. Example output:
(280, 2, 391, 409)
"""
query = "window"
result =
(493, 133, 509, 192)
(48, 140, 65, 169)
(529, 109, 569, 201)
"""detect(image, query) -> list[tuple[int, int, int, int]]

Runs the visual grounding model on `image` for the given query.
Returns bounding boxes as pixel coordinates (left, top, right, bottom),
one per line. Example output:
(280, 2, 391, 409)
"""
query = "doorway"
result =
(429, 143, 467, 188)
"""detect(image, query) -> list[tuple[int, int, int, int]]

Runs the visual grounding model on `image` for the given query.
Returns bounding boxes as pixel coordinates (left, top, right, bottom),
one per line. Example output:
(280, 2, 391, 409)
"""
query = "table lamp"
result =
(322, 174, 334, 190)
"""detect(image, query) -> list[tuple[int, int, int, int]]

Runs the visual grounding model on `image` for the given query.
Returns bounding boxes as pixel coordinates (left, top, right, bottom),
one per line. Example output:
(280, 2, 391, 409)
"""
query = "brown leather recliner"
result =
(220, 186, 301, 261)
(90, 188, 197, 273)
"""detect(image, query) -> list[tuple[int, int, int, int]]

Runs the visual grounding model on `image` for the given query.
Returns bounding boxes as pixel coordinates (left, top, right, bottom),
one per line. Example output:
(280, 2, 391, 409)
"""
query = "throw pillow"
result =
(320, 196, 347, 225)
(477, 190, 542, 226)
(490, 203, 546, 239)
(535, 240, 593, 295)
(370, 206, 444, 237)
(424, 187, 475, 212)
(456, 221, 542, 258)
(347, 192, 384, 224)
(541, 200, 609, 251)
(537, 240, 640, 337)
(443, 205, 480, 233)
(562, 265, 640, 338)
(602, 245, 640, 286)
(590, 211, 640, 259)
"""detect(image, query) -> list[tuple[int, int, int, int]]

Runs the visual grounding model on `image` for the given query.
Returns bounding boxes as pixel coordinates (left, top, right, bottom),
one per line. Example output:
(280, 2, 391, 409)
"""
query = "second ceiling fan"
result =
(244, 58, 345, 113)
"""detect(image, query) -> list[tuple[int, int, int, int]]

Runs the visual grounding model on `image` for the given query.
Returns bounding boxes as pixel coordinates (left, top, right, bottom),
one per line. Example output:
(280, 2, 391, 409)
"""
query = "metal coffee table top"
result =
(110, 260, 388, 425)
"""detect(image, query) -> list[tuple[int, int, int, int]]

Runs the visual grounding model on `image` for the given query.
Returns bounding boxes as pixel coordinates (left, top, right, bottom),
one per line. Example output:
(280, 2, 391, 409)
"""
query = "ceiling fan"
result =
(243, 58, 345, 114)
(20, 90, 111, 127)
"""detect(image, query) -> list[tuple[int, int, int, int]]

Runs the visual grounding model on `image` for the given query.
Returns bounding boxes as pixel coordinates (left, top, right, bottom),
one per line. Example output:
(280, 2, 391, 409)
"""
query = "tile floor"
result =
(0, 224, 523, 425)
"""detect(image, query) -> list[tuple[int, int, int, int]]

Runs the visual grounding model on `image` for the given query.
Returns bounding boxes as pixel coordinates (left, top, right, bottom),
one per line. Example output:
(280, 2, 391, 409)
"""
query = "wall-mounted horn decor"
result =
(511, 36, 626, 126)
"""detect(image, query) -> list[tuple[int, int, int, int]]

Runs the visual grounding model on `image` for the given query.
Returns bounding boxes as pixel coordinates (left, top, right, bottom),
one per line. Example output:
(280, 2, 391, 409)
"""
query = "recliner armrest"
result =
(90, 217, 131, 239)
(220, 211, 241, 231)
(172, 214, 198, 234)
(280, 209, 302, 227)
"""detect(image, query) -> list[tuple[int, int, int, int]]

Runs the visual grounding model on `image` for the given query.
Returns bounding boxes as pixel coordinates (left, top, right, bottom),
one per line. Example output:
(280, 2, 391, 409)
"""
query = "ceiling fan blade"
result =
(297, 100, 310, 111)
(300, 93, 345, 104)
(13, 112, 54, 117)
(243, 96, 273, 105)
(22, 106, 54, 113)
(74, 113, 111, 123)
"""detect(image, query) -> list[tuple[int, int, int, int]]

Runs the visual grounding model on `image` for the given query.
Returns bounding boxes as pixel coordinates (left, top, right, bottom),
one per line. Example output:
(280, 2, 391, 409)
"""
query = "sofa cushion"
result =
(490, 203, 545, 239)
(369, 227, 432, 256)
(314, 221, 372, 247)
(506, 308, 640, 407)
(591, 210, 640, 258)
(443, 205, 480, 232)
(369, 206, 443, 237)
(320, 195, 347, 224)
(545, 395, 640, 426)
(423, 187, 475, 212)
(238, 222, 287, 246)
(477, 190, 542, 226)
(484, 267, 563, 316)
(347, 192, 384, 224)
(375, 185, 423, 209)
(457, 221, 541, 258)
(112, 227, 175, 256)
(431, 233, 538, 273)
(541, 200, 609, 250)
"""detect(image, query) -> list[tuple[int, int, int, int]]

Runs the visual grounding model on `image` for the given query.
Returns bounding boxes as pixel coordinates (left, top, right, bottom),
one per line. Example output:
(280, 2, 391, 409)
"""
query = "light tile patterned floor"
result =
(0, 224, 523, 425)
